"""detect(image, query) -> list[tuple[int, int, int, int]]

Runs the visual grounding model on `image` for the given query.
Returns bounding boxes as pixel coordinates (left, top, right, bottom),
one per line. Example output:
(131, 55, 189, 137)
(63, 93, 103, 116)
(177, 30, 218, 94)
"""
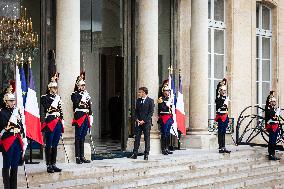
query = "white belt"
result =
(160, 111, 171, 114)
(1, 128, 20, 135)
(268, 120, 279, 124)
(217, 110, 228, 114)
(75, 108, 89, 113)
(46, 112, 60, 118)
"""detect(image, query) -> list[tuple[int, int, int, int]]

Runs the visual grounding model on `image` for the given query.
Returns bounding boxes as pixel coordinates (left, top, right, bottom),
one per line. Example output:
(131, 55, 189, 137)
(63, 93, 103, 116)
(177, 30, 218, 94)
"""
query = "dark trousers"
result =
(2, 139, 21, 189)
(2, 139, 22, 169)
(268, 129, 279, 156)
(217, 117, 228, 149)
(218, 132, 225, 149)
(45, 122, 63, 148)
(75, 117, 89, 141)
(133, 124, 151, 155)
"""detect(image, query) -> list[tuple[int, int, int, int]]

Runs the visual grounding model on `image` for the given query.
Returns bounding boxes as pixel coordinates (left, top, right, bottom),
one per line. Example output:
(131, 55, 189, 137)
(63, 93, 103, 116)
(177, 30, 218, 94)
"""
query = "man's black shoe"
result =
(76, 157, 82, 164)
(144, 155, 148, 160)
(162, 151, 169, 155)
(166, 149, 173, 154)
(223, 149, 231, 154)
(129, 154, 137, 159)
(47, 165, 54, 173)
(269, 155, 280, 161)
(80, 157, 91, 163)
(52, 164, 62, 172)
(219, 149, 225, 153)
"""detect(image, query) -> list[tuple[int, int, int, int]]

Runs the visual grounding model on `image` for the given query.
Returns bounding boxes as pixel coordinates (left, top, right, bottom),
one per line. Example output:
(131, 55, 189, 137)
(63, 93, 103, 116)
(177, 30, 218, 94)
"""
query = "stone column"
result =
(56, 0, 90, 162)
(126, 0, 160, 155)
(183, 0, 216, 149)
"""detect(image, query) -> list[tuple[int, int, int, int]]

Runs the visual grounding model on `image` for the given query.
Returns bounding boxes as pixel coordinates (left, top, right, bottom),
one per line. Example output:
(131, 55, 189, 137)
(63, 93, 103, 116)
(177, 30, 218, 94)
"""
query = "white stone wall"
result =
(178, 0, 284, 146)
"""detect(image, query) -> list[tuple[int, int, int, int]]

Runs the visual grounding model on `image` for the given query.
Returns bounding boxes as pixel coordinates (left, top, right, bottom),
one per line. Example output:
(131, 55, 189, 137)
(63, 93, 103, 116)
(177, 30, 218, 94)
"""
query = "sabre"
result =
(89, 128, 96, 155)
(60, 136, 70, 163)
(23, 161, 29, 188)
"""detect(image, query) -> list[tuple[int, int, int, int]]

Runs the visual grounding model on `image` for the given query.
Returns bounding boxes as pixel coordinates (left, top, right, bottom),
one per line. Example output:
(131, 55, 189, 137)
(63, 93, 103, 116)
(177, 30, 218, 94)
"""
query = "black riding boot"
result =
(161, 135, 168, 155)
(2, 168, 10, 189)
(10, 168, 18, 189)
(166, 136, 173, 154)
(45, 147, 54, 173)
(51, 147, 62, 172)
(80, 140, 91, 163)
(75, 139, 82, 164)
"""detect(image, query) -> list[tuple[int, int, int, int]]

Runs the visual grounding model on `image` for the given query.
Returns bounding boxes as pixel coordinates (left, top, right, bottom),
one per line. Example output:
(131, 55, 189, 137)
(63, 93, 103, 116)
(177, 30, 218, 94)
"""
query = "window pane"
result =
(262, 6, 270, 30)
(214, 0, 224, 22)
(208, 28, 211, 53)
(256, 3, 260, 28)
(256, 59, 260, 81)
(208, 105, 211, 119)
(208, 54, 211, 77)
(256, 36, 259, 58)
(214, 55, 224, 79)
(256, 82, 259, 104)
(262, 60, 270, 81)
(262, 37, 270, 59)
(214, 29, 224, 54)
(208, 0, 211, 19)
(262, 82, 270, 103)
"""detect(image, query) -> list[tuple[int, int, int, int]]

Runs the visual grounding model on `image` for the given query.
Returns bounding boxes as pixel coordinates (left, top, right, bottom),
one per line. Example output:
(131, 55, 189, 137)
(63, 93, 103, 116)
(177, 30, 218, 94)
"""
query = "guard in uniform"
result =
(265, 95, 281, 160)
(215, 83, 231, 153)
(158, 85, 174, 155)
(0, 86, 28, 189)
(71, 73, 92, 164)
(41, 74, 64, 173)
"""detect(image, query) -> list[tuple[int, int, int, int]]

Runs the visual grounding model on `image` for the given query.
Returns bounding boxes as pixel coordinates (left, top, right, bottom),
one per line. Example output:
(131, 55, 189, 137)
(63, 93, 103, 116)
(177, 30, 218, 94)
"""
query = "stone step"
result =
(136, 162, 283, 189)
(115, 160, 281, 189)
(181, 173, 284, 189)
(245, 178, 284, 189)
(14, 148, 259, 187)
(33, 153, 275, 189)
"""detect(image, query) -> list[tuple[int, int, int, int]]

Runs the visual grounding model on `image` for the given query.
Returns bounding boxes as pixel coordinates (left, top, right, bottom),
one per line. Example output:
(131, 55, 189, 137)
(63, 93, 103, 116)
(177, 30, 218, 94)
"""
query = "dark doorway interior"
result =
(100, 54, 124, 145)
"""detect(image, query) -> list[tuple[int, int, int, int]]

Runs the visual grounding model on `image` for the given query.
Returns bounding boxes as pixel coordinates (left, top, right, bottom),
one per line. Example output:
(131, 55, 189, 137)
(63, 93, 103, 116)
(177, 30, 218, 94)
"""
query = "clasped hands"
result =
(136, 119, 145, 126)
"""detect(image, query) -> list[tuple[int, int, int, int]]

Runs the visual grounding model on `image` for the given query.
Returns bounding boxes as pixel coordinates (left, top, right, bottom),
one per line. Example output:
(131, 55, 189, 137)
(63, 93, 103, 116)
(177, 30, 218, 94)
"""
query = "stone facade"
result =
(3, 0, 284, 161)
(53, 0, 284, 154)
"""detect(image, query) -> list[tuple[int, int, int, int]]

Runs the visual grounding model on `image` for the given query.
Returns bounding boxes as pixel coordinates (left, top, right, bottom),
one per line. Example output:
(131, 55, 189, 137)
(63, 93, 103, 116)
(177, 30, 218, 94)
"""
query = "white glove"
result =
(61, 120, 65, 128)
(276, 108, 281, 117)
(166, 101, 172, 107)
(224, 96, 230, 106)
(22, 138, 28, 152)
(51, 95, 60, 108)
(81, 95, 87, 103)
(89, 115, 93, 126)
(83, 91, 91, 101)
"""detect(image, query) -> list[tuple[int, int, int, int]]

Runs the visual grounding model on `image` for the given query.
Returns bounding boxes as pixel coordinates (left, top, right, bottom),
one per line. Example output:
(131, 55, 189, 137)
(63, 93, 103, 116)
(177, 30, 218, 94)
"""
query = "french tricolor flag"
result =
(24, 66, 44, 145)
(176, 74, 186, 135)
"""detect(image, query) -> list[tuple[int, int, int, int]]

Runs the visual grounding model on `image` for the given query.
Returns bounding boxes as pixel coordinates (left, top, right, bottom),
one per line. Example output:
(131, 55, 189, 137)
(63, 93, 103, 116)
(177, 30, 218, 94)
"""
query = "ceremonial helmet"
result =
(3, 85, 15, 102)
(269, 96, 277, 102)
(75, 72, 86, 87)
(161, 79, 170, 92)
(162, 85, 171, 92)
(48, 73, 59, 89)
(220, 85, 227, 91)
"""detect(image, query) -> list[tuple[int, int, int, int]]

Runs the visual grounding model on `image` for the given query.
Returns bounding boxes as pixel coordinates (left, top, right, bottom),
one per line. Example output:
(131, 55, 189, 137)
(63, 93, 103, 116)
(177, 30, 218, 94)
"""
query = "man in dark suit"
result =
(130, 87, 154, 160)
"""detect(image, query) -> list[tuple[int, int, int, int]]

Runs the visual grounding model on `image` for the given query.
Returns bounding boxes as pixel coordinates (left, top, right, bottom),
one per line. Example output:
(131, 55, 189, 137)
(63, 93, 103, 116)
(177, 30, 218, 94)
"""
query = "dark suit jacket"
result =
(134, 97, 154, 126)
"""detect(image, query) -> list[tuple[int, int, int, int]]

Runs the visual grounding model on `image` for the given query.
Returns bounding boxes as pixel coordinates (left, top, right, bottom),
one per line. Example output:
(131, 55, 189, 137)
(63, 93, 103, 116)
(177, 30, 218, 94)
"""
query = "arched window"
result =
(208, 0, 226, 119)
(256, 3, 272, 108)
